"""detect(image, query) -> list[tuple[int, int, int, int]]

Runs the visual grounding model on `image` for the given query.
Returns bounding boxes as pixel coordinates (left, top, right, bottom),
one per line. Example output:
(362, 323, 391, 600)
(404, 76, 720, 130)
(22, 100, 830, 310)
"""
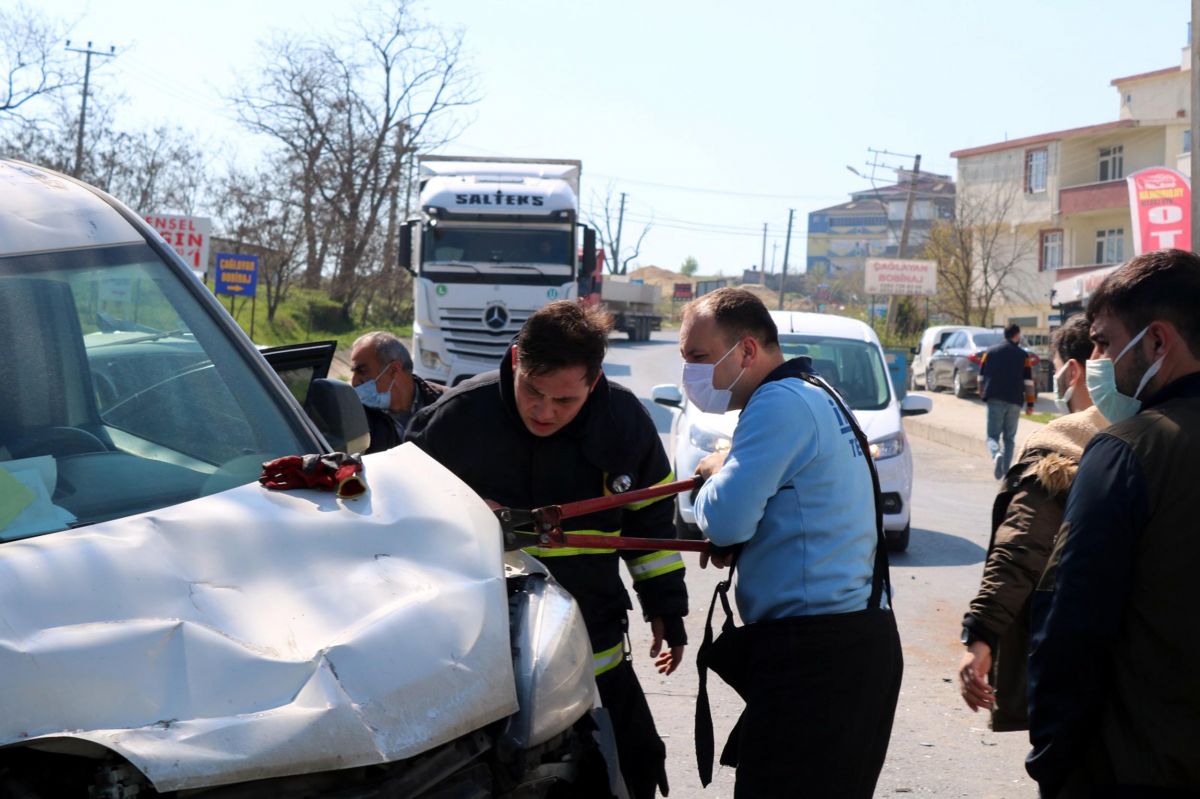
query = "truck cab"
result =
(402, 157, 589, 386)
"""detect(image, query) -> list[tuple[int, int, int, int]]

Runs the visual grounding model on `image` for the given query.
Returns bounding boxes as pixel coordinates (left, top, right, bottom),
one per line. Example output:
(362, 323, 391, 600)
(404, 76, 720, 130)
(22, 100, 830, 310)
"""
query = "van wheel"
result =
(953, 371, 969, 399)
(887, 524, 910, 552)
(926, 367, 939, 392)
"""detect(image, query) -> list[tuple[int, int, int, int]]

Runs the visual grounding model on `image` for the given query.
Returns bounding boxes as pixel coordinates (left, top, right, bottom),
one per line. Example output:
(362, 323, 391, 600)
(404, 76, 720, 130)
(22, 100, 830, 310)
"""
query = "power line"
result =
(65, 40, 116, 177)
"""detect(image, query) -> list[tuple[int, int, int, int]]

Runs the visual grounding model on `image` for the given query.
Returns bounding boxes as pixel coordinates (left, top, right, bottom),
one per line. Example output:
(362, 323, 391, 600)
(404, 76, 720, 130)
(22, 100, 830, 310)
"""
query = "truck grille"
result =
(438, 306, 535, 363)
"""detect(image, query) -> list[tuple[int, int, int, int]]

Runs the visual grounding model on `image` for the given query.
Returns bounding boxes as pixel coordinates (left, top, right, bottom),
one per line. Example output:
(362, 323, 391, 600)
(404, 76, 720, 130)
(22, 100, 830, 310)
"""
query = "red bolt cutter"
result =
(494, 476, 710, 553)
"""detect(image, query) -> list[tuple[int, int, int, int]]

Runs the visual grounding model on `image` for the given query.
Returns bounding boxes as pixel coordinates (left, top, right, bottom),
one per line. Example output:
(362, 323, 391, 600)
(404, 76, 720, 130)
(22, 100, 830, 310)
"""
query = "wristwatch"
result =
(961, 626, 980, 646)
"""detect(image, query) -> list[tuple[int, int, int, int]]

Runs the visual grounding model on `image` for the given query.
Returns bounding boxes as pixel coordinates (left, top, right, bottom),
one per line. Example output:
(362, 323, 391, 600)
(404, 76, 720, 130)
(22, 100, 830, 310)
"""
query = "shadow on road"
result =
(641, 398, 676, 435)
(891, 527, 986, 568)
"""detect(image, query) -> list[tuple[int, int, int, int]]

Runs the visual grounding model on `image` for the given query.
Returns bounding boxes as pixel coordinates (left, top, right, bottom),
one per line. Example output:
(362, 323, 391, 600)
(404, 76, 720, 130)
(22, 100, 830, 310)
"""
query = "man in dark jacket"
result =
(349, 332, 442, 454)
(958, 315, 1105, 731)
(406, 301, 688, 799)
(979, 323, 1037, 478)
(1027, 249, 1200, 797)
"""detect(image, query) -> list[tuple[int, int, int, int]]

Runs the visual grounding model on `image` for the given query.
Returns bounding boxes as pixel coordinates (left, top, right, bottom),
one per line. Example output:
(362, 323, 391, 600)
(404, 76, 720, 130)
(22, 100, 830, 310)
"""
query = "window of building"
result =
(1095, 228, 1125, 264)
(1039, 229, 1063, 272)
(1185, 130, 1192, 154)
(1099, 145, 1124, 182)
(1025, 148, 1048, 193)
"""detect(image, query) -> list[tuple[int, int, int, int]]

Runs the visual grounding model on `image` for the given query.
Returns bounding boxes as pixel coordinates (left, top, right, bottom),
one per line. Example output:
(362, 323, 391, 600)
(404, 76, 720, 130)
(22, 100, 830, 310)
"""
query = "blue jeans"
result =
(986, 399, 1020, 473)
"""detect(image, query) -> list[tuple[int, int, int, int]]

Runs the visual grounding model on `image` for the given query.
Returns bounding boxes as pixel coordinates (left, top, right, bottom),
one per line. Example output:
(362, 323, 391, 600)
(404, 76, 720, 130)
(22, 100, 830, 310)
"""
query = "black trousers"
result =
(733, 608, 903, 799)
(595, 649, 667, 799)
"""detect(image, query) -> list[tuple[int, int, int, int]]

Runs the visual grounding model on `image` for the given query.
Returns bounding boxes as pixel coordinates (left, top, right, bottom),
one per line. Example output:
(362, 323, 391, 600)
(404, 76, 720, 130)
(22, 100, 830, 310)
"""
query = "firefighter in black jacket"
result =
(406, 301, 687, 799)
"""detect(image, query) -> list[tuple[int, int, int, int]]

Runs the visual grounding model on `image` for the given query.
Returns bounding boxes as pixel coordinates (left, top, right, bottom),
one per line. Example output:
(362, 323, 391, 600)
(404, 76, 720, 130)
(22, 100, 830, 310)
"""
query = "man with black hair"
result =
(979, 323, 1038, 479)
(1027, 249, 1200, 797)
(958, 314, 1106, 732)
(406, 301, 687, 799)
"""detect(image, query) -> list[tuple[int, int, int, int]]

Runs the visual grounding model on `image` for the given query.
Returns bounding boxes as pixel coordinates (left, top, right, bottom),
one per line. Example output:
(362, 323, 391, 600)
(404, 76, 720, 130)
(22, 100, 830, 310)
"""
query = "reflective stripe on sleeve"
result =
(592, 641, 626, 676)
(623, 471, 677, 511)
(524, 529, 619, 558)
(627, 550, 685, 581)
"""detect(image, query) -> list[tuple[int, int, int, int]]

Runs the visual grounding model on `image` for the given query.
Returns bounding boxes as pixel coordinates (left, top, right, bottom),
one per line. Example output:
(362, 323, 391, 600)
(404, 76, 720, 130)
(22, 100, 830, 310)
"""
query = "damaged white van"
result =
(0, 159, 626, 798)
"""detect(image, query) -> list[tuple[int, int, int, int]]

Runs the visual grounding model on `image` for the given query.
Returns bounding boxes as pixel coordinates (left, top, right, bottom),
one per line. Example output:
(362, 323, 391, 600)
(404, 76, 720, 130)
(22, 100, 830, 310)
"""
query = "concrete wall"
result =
(1058, 128, 1167, 188)
(1116, 69, 1189, 121)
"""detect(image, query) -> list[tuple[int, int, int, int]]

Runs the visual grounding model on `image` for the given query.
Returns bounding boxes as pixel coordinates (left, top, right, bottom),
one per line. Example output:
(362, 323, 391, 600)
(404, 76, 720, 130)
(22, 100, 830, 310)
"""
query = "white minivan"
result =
(0, 160, 625, 797)
(652, 311, 931, 552)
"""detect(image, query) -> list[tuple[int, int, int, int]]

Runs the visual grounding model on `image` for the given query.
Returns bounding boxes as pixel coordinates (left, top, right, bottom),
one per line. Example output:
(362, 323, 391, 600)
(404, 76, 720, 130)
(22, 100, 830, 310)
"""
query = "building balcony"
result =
(1059, 179, 1129, 216)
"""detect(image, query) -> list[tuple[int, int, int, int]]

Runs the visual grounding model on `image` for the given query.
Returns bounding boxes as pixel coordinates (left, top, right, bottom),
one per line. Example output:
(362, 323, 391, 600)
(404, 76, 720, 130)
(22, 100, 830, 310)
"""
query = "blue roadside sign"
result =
(215, 253, 258, 297)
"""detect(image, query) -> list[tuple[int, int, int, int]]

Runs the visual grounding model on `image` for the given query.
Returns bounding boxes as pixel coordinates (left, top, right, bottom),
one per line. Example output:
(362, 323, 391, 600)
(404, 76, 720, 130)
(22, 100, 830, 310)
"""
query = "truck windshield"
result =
(0, 243, 316, 542)
(780, 335, 892, 411)
(422, 226, 574, 276)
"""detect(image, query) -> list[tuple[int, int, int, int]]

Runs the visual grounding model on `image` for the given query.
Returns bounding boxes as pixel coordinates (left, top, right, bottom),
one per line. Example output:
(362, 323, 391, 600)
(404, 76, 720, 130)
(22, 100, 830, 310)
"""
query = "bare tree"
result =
(215, 165, 306, 323)
(587, 184, 652, 275)
(0, 4, 81, 118)
(0, 87, 211, 214)
(923, 185, 1036, 326)
(233, 0, 476, 319)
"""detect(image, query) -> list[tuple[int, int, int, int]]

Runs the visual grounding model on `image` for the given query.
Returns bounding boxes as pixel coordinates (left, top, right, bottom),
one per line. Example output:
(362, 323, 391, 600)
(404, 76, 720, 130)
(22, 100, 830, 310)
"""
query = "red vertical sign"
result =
(1126, 167, 1191, 256)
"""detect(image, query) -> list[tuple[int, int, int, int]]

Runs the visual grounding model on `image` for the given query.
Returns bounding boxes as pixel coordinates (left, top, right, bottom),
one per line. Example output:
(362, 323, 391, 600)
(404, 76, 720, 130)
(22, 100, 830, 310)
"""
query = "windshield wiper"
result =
(424, 261, 482, 273)
(89, 329, 192, 348)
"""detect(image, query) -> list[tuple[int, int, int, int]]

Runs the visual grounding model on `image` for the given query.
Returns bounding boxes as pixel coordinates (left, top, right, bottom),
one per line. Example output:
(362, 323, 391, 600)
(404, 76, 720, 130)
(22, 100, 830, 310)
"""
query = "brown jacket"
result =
(963, 406, 1106, 731)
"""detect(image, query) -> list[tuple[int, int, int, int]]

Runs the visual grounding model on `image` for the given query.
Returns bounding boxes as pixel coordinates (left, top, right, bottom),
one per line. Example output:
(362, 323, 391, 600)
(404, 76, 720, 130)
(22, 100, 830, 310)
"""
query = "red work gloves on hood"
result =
(259, 453, 368, 500)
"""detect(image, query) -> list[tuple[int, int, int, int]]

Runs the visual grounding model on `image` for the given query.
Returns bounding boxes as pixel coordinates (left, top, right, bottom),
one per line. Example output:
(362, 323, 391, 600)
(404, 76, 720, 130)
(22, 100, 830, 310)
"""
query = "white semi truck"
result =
(401, 156, 596, 386)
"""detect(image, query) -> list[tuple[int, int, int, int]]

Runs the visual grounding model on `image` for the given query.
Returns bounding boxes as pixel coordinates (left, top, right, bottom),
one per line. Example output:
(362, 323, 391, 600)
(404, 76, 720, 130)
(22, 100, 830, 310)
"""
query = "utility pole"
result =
(778, 209, 795, 310)
(613, 191, 627, 275)
(65, 40, 116, 179)
(771, 242, 778, 273)
(758, 221, 768, 275)
(886, 153, 922, 335)
(1192, 3, 1200, 252)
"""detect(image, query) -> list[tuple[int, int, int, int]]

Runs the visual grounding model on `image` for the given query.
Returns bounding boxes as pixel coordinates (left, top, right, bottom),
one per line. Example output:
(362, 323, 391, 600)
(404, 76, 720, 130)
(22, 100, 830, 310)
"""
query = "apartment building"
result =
(950, 45, 1191, 333)
(806, 170, 955, 277)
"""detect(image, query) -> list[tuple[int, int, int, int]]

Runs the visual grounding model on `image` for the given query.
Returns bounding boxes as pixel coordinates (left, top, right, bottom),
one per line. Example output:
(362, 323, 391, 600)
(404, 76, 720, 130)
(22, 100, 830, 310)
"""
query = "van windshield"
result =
(0, 243, 315, 541)
(780, 335, 891, 411)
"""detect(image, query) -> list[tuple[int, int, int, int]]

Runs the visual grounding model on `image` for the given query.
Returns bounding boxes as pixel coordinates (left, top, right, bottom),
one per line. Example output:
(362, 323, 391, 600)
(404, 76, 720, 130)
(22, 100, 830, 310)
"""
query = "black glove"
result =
(661, 615, 688, 648)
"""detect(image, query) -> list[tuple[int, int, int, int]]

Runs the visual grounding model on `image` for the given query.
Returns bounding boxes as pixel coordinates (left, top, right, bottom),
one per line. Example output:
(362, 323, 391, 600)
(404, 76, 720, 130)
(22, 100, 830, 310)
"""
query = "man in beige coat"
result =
(957, 315, 1106, 729)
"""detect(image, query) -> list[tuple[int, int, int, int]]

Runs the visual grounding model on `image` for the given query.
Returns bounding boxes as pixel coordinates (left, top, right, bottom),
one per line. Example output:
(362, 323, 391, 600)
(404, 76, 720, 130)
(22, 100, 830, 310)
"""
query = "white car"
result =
(0, 159, 624, 797)
(652, 311, 931, 552)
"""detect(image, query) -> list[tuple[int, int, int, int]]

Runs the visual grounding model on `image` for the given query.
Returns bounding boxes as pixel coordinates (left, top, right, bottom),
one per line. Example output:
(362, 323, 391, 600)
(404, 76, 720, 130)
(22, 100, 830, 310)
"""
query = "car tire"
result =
(953, 371, 969, 399)
(926, 366, 939, 392)
(887, 523, 910, 552)
(909, 367, 920, 391)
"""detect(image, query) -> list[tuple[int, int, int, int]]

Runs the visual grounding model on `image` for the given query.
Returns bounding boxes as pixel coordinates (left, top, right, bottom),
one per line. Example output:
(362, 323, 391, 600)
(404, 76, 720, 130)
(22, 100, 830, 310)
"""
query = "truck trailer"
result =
(578, 249, 663, 342)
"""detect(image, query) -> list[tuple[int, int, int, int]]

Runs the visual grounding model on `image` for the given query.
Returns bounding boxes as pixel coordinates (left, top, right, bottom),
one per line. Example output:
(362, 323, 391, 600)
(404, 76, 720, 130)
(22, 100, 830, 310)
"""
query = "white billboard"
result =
(144, 214, 212, 274)
(864, 258, 938, 297)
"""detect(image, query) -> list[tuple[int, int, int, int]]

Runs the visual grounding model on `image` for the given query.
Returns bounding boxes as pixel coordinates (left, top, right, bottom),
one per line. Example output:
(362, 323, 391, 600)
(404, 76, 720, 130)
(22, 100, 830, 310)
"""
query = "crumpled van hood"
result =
(0, 444, 517, 792)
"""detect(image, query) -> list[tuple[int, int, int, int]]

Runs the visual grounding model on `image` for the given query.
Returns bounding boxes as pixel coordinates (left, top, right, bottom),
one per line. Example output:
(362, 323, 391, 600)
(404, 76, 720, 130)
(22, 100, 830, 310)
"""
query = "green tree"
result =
(680, 255, 699, 277)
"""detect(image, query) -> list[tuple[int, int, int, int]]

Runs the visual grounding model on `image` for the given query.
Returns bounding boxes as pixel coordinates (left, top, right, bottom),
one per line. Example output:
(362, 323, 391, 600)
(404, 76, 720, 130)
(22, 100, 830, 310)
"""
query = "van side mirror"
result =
(305, 378, 371, 455)
(651, 384, 683, 408)
(579, 225, 597, 295)
(909, 346, 919, 355)
(900, 394, 932, 417)
(399, 222, 415, 276)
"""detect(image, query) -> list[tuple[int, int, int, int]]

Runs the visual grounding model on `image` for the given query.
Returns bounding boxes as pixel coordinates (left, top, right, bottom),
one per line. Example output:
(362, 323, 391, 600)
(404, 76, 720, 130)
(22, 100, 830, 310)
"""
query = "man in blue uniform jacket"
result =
(683, 288, 902, 799)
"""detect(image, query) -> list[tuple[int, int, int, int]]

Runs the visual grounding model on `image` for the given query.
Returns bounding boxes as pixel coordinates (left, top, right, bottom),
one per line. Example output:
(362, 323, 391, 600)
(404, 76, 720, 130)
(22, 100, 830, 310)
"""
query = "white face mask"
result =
(1053, 362, 1075, 415)
(682, 342, 746, 414)
(354, 364, 395, 410)
(1084, 325, 1163, 424)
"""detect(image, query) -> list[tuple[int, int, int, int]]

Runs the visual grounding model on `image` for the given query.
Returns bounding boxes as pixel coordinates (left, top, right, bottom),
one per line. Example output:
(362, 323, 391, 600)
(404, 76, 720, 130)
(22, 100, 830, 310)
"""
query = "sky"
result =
(26, 0, 1190, 275)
